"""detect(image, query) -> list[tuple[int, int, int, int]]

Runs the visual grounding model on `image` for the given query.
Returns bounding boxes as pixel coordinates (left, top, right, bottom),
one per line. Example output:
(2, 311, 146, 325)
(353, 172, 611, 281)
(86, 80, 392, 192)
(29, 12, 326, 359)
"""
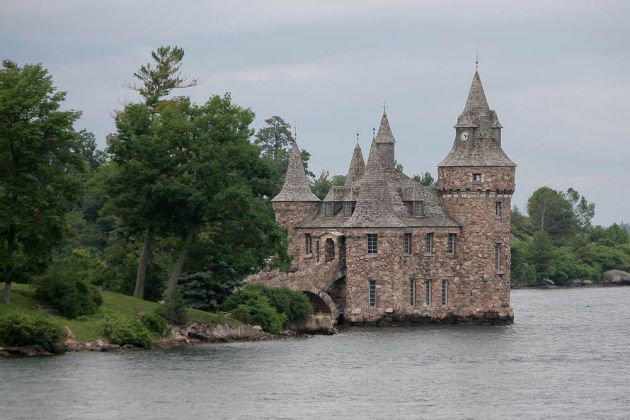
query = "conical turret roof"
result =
(344, 140, 408, 227)
(272, 144, 320, 202)
(374, 111, 396, 144)
(344, 143, 365, 186)
(463, 70, 490, 115)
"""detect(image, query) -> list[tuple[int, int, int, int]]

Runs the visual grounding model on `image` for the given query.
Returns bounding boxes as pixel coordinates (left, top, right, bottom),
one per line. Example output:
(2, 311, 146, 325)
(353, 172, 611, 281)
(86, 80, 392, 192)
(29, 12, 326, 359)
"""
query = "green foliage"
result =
(34, 256, 103, 319)
(229, 299, 286, 334)
(178, 270, 242, 311)
(527, 187, 578, 242)
(311, 170, 346, 200)
(140, 312, 168, 336)
(0, 59, 84, 304)
(412, 172, 436, 187)
(156, 292, 188, 325)
(0, 313, 62, 351)
(224, 285, 311, 330)
(102, 315, 153, 347)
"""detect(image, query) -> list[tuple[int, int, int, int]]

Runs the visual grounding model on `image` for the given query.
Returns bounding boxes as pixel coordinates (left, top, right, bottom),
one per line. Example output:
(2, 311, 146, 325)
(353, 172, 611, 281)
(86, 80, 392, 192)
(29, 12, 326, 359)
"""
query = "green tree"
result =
(530, 231, 554, 282)
(0, 60, 83, 304)
(527, 187, 578, 242)
(565, 187, 595, 230)
(412, 172, 435, 186)
(311, 170, 346, 200)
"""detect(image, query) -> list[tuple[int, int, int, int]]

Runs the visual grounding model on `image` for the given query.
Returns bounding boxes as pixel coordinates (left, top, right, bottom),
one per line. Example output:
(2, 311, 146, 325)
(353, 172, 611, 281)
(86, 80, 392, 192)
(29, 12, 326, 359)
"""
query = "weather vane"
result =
(293, 122, 297, 142)
(372, 127, 376, 139)
(356, 132, 359, 143)
(381, 99, 388, 112)
(475, 49, 479, 70)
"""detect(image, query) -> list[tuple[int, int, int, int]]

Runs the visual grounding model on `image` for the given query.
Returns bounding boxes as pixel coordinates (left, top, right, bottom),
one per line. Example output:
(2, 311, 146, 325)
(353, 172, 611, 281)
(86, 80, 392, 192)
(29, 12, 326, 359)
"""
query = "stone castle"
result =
(248, 70, 516, 325)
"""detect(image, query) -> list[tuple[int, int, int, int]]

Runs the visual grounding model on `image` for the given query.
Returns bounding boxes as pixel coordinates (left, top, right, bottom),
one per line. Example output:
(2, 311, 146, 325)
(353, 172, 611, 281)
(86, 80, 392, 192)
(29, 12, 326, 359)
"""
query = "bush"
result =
(102, 316, 153, 348)
(156, 292, 188, 325)
(224, 285, 311, 327)
(141, 312, 167, 336)
(0, 314, 63, 351)
(35, 274, 103, 319)
(230, 300, 286, 334)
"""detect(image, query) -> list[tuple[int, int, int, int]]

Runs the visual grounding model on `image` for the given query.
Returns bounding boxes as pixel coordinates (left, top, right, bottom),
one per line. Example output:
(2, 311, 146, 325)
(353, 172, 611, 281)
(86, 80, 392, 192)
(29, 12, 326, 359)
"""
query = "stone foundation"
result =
(345, 308, 514, 326)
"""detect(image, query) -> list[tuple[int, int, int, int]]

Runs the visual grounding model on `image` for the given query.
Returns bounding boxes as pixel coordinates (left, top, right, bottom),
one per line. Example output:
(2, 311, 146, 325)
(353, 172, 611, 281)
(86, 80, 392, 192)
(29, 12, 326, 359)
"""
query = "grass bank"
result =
(0, 283, 239, 342)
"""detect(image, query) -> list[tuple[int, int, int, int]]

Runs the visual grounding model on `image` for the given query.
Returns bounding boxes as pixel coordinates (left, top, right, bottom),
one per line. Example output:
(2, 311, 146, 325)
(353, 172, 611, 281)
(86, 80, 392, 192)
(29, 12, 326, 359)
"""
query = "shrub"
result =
(102, 316, 153, 348)
(224, 285, 311, 327)
(0, 314, 63, 351)
(230, 300, 286, 334)
(35, 268, 103, 319)
(141, 312, 168, 336)
(156, 292, 188, 325)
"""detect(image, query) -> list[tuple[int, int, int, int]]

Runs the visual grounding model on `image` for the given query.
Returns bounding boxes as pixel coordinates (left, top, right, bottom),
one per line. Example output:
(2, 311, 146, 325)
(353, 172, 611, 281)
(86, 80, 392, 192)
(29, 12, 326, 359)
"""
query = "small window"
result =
(425, 233, 434, 253)
(495, 201, 502, 217)
(324, 202, 334, 217)
(447, 233, 457, 255)
(425, 280, 432, 306)
(410, 278, 416, 306)
(367, 234, 378, 254)
(473, 173, 482, 182)
(412, 201, 423, 217)
(441, 280, 448, 305)
(403, 233, 412, 254)
(305, 234, 312, 254)
(369, 279, 377, 307)
(343, 201, 353, 216)
(495, 243, 501, 270)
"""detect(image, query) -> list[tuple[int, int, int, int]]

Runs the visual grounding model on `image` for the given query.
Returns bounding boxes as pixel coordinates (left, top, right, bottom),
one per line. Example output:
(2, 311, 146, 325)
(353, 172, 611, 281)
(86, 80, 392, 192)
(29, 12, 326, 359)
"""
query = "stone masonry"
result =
(248, 70, 516, 325)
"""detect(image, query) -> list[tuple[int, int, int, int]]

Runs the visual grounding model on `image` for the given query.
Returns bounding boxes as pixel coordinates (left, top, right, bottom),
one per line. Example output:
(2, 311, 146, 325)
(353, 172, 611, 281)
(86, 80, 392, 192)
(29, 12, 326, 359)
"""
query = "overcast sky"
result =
(2, 0, 629, 225)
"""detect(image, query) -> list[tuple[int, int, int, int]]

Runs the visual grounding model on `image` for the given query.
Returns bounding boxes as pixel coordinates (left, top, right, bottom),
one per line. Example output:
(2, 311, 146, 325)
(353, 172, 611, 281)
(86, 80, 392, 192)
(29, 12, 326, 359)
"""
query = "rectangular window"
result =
(305, 234, 312, 254)
(496, 201, 502, 217)
(441, 280, 448, 305)
(367, 234, 378, 254)
(343, 201, 353, 216)
(495, 243, 501, 270)
(412, 201, 423, 217)
(410, 278, 416, 306)
(425, 280, 432, 306)
(473, 173, 482, 182)
(324, 202, 334, 217)
(369, 279, 377, 307)
(447, 233, 457, 255)
(425, 233, 434, 253)
(403, 233, 412, 254)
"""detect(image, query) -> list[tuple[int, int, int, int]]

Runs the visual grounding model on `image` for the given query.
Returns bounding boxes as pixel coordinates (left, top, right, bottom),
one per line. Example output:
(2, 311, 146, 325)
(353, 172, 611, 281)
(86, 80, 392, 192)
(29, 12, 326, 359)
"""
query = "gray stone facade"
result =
(249, 70, 516, 325)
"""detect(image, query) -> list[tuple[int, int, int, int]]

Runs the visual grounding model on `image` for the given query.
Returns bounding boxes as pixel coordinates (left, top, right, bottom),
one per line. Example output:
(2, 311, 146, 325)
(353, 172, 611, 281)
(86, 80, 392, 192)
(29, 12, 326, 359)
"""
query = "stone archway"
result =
(302, 290, 338, 319)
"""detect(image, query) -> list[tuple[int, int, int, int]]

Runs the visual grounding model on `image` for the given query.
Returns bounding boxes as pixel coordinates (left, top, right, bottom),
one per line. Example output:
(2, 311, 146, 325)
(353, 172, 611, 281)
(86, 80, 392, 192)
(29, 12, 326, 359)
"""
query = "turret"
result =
(437, 70, 516, 314)
(272, 145, 320, 255)
(374, 111, 396, 168)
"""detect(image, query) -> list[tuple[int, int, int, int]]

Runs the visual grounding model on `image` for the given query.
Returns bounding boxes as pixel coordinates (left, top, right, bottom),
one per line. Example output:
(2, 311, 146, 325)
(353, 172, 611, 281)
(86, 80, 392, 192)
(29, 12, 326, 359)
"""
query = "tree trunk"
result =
(166, 223, 197, 295)
(2, 229, 15, 305)
(133, 228, 154, 299)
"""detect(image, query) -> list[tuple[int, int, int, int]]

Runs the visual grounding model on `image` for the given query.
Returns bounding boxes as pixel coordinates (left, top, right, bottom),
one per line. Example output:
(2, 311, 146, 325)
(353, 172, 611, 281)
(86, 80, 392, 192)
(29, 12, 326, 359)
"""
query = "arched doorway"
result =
(303, 291, 332, 315)
(324, 238, 335, 262)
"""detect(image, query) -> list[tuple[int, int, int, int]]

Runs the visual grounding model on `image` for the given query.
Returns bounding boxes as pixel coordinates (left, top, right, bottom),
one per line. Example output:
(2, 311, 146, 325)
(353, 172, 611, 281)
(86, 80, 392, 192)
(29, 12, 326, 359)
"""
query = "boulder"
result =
(566, 279, 595, 287)
(542, 278, 557, 287)
(603, 270, 630, 286)
(300, 314, 336, 335)
(0, 345, 53, 357)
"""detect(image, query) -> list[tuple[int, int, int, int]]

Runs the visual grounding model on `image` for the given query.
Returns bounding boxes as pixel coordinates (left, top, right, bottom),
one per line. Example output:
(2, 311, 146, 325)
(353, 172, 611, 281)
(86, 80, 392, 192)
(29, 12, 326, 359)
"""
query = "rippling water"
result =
(1, 288, 630, 419)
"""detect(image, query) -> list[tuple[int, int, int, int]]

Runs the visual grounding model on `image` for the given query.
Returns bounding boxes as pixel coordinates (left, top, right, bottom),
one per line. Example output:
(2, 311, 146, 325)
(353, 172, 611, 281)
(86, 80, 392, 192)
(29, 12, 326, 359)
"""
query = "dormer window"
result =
(412, 201, 424, 217)
(324, 202, 333, 217)
(343, 201, 353, 216)
(472, 173, 482, 182)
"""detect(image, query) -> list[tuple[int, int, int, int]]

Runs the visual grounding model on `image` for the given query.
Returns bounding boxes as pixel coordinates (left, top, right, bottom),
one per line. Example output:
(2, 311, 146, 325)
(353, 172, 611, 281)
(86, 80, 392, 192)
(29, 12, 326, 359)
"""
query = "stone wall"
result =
(272, 201, 319, 259)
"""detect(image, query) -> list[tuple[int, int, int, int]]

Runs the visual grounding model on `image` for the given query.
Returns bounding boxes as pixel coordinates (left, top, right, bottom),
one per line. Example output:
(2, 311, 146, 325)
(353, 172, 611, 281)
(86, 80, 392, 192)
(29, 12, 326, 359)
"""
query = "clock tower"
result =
(437, 70, 516, 315)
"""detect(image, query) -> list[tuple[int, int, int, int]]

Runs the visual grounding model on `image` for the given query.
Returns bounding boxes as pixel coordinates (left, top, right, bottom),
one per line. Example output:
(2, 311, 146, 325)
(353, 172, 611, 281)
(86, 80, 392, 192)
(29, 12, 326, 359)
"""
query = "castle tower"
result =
(374, 111, 396, 168)
(437, 70, 516, 313)
(272, 144, 320, 255)
(344, 143, 365, 186)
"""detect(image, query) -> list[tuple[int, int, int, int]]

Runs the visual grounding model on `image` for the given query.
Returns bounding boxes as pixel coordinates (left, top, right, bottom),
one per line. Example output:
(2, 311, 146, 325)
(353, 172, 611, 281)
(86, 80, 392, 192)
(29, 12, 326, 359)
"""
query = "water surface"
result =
(1, 288, 630, 419)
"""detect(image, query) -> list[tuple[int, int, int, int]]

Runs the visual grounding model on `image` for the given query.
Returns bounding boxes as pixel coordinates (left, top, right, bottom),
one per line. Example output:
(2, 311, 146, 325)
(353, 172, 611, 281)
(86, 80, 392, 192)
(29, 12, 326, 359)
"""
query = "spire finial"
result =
(381, 99, 388, 112)
(356, 131, 359, 143)
(475, 49, 479, 70)
(293, 122, 297, 142)
(372, 127, 376, 139)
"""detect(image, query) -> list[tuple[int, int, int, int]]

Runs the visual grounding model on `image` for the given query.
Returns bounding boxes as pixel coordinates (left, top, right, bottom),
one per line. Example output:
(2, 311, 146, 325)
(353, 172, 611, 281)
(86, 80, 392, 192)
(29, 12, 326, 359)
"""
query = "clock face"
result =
(460, 131, 469, 141)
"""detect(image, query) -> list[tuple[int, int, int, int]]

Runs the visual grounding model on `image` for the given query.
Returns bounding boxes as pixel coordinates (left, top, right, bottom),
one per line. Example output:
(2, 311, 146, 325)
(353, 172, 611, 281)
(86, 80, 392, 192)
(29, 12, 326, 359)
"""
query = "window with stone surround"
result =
(403, 233, 412, 254)
(410, 278, 416, 306)
(447, 233, 457, 255)
(495, 243, 502, 270)
(473, 173, 482, 182)
(425, 233, 434, 253)
(369, 279, 377, 307)
(305, 234, 312, 254)
(412, 201, 424, 217)
(324, 202, 334, 217)
(343, 201, 353, 216)
(425, 280, 432, 306)
(441, 280, 448, 305)
(367, 234, 378, 254)
(496, 201, 502, 217)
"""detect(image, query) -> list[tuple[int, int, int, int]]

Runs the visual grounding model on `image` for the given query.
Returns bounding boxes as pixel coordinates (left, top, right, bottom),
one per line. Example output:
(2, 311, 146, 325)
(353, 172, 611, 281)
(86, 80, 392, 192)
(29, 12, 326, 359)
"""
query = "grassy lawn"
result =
(0, 283, 239, 342)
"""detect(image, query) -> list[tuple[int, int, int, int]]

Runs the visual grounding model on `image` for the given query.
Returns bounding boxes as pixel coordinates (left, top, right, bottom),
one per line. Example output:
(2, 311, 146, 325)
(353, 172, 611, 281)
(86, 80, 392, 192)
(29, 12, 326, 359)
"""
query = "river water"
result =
(1, 288, 630, 419)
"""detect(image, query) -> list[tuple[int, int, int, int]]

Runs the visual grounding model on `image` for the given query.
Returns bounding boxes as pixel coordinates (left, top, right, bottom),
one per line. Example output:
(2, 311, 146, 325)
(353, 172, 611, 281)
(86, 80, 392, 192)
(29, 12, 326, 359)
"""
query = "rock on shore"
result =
(603, 270, 630, 286)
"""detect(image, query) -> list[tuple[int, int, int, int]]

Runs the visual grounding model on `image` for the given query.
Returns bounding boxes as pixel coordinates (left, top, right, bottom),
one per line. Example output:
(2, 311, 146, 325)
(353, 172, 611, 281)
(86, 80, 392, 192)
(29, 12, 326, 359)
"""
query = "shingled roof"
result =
(344, 143, 365, 186)
(374, 111, 396, 144)
(439, 71, 515, 167)
(343, 140, 408, 227)
(272, 145, 321, 202)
